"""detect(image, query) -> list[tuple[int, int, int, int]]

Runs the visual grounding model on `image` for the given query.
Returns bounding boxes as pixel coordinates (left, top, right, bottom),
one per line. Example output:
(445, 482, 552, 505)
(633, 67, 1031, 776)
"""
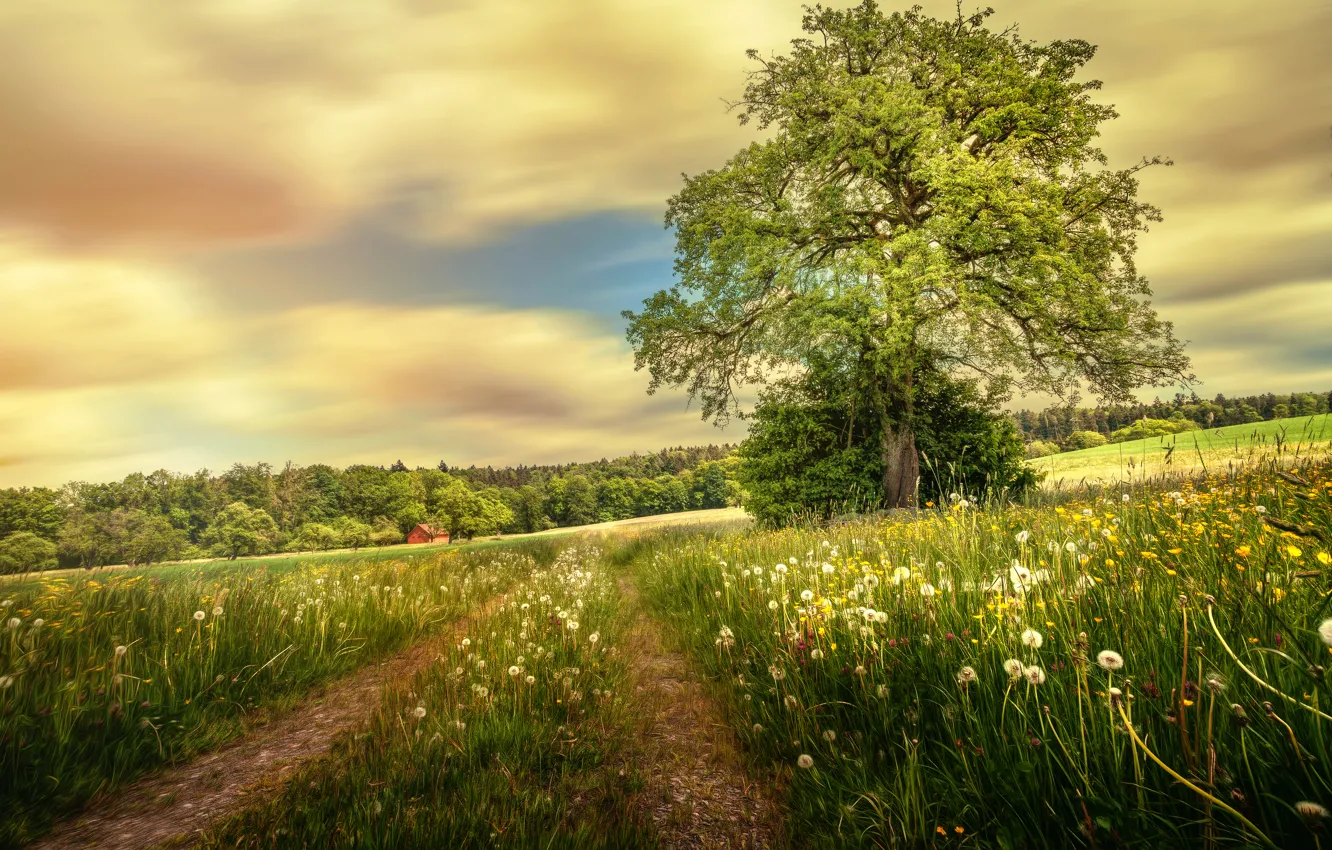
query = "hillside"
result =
(1027, 412, 1332, 485)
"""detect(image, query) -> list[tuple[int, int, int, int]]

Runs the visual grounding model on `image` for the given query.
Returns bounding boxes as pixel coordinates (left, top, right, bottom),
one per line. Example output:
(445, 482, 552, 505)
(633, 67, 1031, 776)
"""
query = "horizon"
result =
(2, 0, 1329, 489)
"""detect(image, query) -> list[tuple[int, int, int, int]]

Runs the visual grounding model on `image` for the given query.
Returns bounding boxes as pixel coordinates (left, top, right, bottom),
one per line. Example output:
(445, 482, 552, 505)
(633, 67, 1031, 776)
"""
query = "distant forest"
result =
(1012, 390, 1332, 444)
(4, 388, 1330, 573)
(0, 445, 738, 572)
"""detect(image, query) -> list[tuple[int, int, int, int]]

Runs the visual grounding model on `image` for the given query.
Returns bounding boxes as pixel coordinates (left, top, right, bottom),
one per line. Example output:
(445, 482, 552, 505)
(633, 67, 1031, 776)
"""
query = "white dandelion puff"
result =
(797, 754, 814, 769)
(1020, 629, 1043, 649)
(1097, 650, 1125, 671)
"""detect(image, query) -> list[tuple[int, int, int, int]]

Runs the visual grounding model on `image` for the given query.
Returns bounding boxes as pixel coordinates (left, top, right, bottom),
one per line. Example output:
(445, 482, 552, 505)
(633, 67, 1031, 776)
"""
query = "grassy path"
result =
(30, 594, 512, 850)
(619, 575, 782, 849)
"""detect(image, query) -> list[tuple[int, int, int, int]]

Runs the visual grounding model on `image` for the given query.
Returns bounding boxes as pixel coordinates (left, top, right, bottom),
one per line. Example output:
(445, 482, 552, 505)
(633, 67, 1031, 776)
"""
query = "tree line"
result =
(1012, 389, 1332, 453)
(0, 447, 739, 573)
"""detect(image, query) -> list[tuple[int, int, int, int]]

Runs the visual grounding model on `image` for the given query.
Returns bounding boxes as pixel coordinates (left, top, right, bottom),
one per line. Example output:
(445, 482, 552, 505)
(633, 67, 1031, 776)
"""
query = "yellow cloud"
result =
(0, 251, 731, 486)
(0, 243, 225, 390)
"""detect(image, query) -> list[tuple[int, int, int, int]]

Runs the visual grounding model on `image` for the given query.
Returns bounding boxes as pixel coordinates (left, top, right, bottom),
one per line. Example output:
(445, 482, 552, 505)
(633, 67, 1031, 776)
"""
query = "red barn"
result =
(406, 524, 450, 545)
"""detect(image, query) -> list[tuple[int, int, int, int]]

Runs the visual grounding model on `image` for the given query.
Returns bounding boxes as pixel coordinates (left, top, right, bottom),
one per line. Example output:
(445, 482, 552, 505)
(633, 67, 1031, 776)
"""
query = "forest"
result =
(0, 445, 738, 572)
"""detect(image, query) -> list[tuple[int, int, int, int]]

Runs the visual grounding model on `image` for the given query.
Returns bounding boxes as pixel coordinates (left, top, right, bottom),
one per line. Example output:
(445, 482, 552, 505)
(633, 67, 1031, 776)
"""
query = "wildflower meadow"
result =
(2, 457, 1330, 848)
(0, 540, 559, 845)
(637, 457, 1332, 847)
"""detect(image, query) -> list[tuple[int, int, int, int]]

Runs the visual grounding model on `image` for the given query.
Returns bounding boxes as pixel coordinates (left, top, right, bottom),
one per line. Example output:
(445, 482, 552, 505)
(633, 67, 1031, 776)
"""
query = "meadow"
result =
(637, 455, 1332, 847)
(3, 455, 1331, 848)
(1029, 413, 1332, 486)
(0, 538, 565, 846)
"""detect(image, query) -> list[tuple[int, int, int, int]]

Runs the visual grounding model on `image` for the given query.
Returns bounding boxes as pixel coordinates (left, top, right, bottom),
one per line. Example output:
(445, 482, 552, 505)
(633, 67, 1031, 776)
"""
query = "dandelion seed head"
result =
(1318, 618, 1332, 647)
(193, 611, 205, 621)
(797, 754, 814, 769)
(114, 645, 127, 657)
(1003, 659, 1023, 679)
(1295, 801, 1328, 822)
(1020, 629, 1043, 649)
(1097, 650, 1125, 671)
(1024, 665, 1046, 685)
(956, 666, 978, 685)
(413, 706, 427, 719)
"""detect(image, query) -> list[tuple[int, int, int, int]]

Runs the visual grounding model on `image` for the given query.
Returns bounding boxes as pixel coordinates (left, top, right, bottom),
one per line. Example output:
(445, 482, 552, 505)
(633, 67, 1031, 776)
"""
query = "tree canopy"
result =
(626, 1, 1190, 506)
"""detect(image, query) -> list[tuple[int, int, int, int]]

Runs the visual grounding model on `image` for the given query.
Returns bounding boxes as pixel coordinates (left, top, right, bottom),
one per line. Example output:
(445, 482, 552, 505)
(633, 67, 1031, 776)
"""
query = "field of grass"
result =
(0, 538, 565, 846)
(637, 455, 1332, 847)
(200, 541, 655, 849)
(1029, 414, 1332, 486)
(5, 459, 1332, 847)
(2, 507, 751, 589)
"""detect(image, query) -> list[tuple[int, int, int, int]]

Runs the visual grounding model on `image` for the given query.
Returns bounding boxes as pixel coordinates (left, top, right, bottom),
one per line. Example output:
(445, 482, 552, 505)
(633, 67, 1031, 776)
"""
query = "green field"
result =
(5, 462, 1332, 848)
(1029, 413, 1332, 486)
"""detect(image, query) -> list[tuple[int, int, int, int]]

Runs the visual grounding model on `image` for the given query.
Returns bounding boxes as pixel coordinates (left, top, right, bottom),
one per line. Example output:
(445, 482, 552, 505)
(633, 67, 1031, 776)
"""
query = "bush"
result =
(1064, 430, 1107, 450)
(1108, 417, 1199, 443)
(740, 368, 1035, 528)
(0, 532, 57, 574)
(1024, 440, 1061, 459)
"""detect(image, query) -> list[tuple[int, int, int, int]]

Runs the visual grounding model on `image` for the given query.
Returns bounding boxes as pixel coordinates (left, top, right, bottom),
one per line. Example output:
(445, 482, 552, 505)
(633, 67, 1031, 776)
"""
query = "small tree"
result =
(290, 522, 339, 552)
(334, 517, 373, 551)
(0, 532, 58, 575)
(626, 2, 1190, 507)
(202, 501, 279, 560)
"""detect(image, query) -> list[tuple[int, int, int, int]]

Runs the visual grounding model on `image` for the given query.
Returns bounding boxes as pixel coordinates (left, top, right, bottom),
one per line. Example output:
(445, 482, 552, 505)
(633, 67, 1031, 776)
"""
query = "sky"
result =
(1, 0, 1329, 488)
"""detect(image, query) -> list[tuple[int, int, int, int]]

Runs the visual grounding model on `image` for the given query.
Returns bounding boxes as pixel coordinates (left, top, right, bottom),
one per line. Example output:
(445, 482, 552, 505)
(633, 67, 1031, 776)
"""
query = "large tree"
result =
(625, 2, 1190, 506)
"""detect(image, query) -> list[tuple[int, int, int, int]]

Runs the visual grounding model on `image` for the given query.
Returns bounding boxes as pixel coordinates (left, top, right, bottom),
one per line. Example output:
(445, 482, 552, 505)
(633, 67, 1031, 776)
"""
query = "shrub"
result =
(0, 532, 57, 574)
(1108, 417, 1199, 443)
(1024, 440, 1061, 459)
(1064, 430, 1108, 450)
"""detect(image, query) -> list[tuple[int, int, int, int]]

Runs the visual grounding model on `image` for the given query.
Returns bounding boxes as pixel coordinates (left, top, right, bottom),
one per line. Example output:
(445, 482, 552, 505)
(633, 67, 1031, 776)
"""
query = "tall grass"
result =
(636, 457, 1332, 847)
(0, 539, 562, 846)
(200, 540, 653, 848)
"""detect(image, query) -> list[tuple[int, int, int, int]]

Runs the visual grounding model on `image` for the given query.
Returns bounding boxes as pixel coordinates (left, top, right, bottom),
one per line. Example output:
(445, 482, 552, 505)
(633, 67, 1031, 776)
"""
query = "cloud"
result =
(0, 250, 733, 487)
(0, 0, 801, 247)
(0, 243, 225, 390)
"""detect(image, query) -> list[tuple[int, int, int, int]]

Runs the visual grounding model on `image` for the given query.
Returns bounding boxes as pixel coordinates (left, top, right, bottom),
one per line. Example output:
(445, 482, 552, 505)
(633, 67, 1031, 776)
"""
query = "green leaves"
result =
(626, 1, 1190, 437)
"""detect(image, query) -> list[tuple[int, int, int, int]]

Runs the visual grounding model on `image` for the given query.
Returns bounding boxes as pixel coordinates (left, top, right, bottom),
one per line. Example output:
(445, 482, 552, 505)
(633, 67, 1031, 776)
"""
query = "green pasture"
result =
(1029, 413, 1332, 486)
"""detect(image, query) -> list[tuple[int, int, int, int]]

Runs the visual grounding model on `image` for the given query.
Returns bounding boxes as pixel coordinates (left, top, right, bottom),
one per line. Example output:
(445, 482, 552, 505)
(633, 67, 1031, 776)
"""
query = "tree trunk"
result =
(881, 420, 919, 508)
(879, 364, 919, 509)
